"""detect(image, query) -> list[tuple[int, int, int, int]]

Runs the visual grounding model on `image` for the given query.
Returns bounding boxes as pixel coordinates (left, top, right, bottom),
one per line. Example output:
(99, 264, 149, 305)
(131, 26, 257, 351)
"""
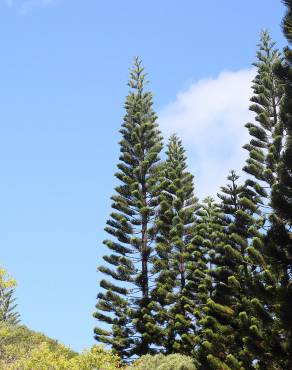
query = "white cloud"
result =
(158, 68, 256, 200)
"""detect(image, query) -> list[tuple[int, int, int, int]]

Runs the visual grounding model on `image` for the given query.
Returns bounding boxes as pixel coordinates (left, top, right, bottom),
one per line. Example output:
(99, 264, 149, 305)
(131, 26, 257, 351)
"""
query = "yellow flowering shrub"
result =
(69, 345, 122, 370)
(0, 324, 122, 370)
(8, 342, 73, 370)
(0, 268, 17, 290)
(128, 353, 197, 370)
(10, 344, 121, 370)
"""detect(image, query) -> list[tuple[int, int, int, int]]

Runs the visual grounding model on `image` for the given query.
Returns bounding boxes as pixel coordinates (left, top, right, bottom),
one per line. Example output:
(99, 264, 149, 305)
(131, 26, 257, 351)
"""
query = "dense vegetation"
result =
(0, 322, 123, 369)
(2, 1, 292, 369)
(94, 1, 292, 369)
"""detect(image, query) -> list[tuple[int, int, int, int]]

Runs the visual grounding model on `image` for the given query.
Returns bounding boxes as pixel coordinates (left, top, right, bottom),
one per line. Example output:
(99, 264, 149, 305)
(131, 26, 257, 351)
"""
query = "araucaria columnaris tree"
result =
(267, 1, 292, 367)
(198, 171, 264, 369)
(153, 134, 199, 356)
(244, 29, 284, 204)
(190, 197, 227, 368)
(240, 30, 287, 369)
(196, 172, 246, 370)
(94, 57, 163, 359)
(0, 267, 20, 325)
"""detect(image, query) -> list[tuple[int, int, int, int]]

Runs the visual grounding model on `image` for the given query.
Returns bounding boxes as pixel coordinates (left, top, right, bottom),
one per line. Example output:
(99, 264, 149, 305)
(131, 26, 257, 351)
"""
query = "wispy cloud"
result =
(158, 68, 256, 200)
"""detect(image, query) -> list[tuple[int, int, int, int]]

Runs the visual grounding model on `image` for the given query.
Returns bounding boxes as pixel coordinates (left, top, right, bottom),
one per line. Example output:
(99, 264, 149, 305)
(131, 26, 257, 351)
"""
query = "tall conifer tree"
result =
(273, 3, 292, 223)
(244, 30, 284, 205)
(94, 58, 163, 359)
(191, 198, 227, 368)
(267, 1, 292, 367)
(153, 135, 199, 356)
(241, 30, 286, 369)
(195, 173, 262, 369)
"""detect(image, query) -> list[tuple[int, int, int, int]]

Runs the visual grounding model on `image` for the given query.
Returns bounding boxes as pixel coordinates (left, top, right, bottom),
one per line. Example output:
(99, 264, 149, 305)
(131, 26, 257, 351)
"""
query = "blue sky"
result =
(0, 0, 286, 351)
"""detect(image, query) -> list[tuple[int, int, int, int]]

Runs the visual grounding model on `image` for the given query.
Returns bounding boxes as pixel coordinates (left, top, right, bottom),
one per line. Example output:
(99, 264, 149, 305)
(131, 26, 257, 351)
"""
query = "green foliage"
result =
(128, 354, 197, 370)
(0, 267, 20, 325)
(153, 135, 199, 355)
(193, 168, 265, 369)
(243, 30, 284, 199)
(0, 323, 121, 370)
(234, 26, 292, 370)
(94, 57, 163, 358)
(268, 1, 292, 367)
(1, 4, 292, 369)
(70, 346, 121, 370)
(0, 323, 76, 369)
(9, 342, 75, 370)
(234, 30, 289, 370)
(89, 19, 292, 369)
(189, 197, 236, 368)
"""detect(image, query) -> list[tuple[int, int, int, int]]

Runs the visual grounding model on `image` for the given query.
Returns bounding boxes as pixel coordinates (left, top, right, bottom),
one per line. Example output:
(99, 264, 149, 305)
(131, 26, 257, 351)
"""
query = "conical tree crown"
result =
(244, 30, 284, 200)
(153, 134, 199, 356)
(94, 57, 163, 359)
(269, 2, 292, 367)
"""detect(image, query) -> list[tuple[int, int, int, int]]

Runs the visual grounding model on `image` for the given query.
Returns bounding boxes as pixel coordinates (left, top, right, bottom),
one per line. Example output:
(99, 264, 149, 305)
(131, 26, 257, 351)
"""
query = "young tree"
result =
(195, 173, 262, 370)
(0, 267, 20, 325)
(153, 135, 199, 355)
(94, 58, 163, 359)
(190, 197, 228, 368)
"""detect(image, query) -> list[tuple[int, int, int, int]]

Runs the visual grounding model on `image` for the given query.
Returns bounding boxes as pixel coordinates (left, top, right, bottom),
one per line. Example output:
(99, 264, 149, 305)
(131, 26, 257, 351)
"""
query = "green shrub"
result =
(0, 323, 121, 370)
(69, 345, 122, 370)
(128, 353, 197, 370)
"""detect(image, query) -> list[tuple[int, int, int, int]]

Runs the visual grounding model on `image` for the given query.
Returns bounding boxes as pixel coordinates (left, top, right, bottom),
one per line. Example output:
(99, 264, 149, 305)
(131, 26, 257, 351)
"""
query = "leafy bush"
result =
(0, 323, 198, 369)
(9, 342, 74, 370)
(128, 354, 197, 370)
(9, 343, 121, 370)
(0, 323, 73, 368)
(0, 324, 121, 369)
(69, 345, 122, 370)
